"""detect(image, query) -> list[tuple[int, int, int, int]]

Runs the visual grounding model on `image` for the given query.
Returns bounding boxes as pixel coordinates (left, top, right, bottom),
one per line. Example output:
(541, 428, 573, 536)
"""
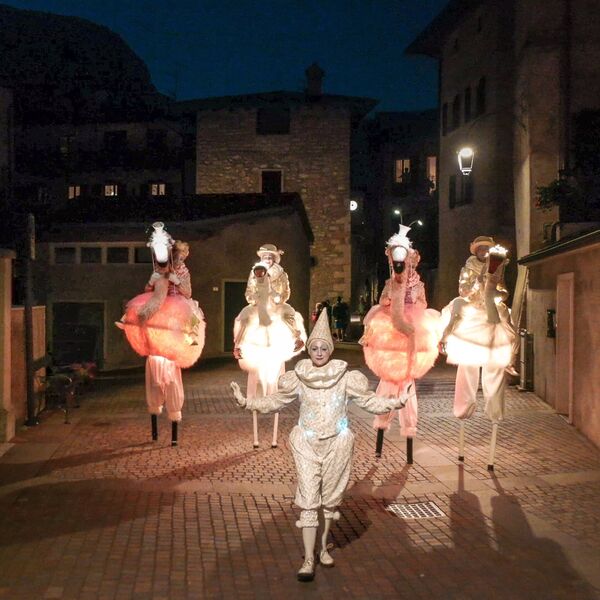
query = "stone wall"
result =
(195, 106, 351, 309)
(436, 0, 516, 308)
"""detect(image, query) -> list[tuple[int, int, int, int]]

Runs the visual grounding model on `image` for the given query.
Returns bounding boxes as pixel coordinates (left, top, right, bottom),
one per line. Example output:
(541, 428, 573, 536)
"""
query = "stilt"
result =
(487, 423, 499, 471)
(252, 410, 259, 448)
(171, 421, 178, 447)
(458, 421, 465, 461)
(271, 412, 279, 448)
(406, 437, 414, 464)
(375, 428, 385, 457)
(151, 414, 158, 441)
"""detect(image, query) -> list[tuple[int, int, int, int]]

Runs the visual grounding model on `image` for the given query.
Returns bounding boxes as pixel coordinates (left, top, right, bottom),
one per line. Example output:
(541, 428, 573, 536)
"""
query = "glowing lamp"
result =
(458, 147, 474, 175)
(350, 200, 358, 211)
(393, 208, 401, 216)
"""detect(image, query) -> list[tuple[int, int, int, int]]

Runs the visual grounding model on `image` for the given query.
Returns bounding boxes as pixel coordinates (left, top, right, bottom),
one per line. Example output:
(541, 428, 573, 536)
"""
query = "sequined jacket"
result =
(245, 359, 403, 439)
(458, 256, 508, 305)
(245, 263, 290, 305)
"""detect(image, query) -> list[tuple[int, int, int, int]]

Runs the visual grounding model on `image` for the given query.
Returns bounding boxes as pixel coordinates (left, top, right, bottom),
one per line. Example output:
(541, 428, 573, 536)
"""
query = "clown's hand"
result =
(168, 273, 181, 285)
(148, 271, 162, 284)
(230, 382, 247, 408)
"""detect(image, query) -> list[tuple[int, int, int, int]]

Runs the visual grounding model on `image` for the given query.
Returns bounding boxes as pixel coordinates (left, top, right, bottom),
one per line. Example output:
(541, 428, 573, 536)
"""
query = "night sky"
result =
(7, 0, 446, 111)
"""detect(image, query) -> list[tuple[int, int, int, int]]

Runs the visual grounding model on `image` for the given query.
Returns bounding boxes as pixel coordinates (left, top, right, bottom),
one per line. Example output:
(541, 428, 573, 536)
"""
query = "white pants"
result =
(289, 425, 354, 527)
(454, 364, 505, 423)
(145, 356, 184, 422)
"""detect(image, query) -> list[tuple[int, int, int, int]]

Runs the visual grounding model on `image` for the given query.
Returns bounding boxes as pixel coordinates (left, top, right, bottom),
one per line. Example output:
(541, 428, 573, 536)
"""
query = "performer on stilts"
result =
(233, 244, 306, 448)
(231, 310, 410, 582)
(360, 225, 440, 462)
(440, 236, 516, 470)
(117, 222, 205, 445)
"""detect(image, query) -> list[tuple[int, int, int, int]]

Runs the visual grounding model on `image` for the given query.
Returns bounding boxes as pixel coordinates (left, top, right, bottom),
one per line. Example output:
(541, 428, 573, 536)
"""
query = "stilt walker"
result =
(440, 236, 516, 470)
(360, 226, 440, 461)
(117, 222, 205, 445)
(233, 244, 306, 448)
(231, 310, 410, 582)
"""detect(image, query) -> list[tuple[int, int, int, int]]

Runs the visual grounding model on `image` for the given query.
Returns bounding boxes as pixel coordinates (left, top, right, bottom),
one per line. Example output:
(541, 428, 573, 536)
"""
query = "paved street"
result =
(1, 349, 600, 600)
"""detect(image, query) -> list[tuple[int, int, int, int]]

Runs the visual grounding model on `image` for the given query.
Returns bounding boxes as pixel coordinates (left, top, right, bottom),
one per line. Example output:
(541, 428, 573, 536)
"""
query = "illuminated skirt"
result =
(441, 300, 515, 368)
(362, 304, 440, 385)
(119, 293, 205, 369)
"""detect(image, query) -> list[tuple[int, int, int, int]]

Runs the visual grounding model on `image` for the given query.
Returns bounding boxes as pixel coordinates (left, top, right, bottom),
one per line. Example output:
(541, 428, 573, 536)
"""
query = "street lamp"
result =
(458, 147, 474, 175)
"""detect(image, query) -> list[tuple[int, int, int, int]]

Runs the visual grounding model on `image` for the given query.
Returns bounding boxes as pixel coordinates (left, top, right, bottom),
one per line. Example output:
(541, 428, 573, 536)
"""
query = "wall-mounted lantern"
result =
(458, 147, 475, 175)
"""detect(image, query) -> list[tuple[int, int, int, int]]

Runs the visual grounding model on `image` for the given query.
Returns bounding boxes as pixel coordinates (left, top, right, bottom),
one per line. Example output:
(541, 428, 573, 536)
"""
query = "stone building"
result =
(36, 194, 312, 370)
(406, 0, 516, 309)
(13, 116, 194, 213)
(408, 0, 600, 447)
(176, 65, 376, 310)
(355, 110, 439, 302)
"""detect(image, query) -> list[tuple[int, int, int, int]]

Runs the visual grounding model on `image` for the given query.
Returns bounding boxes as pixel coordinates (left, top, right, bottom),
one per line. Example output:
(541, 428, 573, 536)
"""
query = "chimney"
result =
(305, 62, 325, 97)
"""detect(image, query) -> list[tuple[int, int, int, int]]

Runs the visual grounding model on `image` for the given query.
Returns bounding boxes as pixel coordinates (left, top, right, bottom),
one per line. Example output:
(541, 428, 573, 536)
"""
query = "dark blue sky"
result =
(8, 0, 446, 111)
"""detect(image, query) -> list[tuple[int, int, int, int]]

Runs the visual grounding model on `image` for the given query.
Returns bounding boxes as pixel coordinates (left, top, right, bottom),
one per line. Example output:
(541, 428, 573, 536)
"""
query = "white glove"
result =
(168, 273, 181, 285)
(230, 382, 247, 407)
(149, 272, 162, 284)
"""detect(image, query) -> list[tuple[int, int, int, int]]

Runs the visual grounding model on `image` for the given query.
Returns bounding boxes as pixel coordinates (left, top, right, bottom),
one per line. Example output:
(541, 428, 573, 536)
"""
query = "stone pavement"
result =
(1, 349, 600, 599)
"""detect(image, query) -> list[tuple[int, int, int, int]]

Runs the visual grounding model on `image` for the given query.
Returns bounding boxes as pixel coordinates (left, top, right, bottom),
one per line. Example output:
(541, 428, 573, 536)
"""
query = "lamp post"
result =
(457, 147, 474, 175)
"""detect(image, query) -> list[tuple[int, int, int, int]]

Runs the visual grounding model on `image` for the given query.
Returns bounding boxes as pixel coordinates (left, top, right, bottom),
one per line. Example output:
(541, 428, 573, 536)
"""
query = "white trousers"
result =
(145, 356, 184, 422)
(289, 425, 354, 527)
(454, 364, 505, 423)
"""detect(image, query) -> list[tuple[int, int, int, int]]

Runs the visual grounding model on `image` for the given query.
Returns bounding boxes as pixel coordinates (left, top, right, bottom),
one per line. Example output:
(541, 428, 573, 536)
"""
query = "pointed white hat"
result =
(307, 309, 334, 352)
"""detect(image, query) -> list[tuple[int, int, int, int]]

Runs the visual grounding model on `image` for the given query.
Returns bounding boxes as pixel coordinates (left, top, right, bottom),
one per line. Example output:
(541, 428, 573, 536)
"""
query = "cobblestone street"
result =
(1, 349, 600, 599)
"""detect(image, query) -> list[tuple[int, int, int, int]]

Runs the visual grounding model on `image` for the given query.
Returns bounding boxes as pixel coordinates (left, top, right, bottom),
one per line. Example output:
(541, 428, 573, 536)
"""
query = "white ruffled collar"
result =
(294, 359, 348, 389)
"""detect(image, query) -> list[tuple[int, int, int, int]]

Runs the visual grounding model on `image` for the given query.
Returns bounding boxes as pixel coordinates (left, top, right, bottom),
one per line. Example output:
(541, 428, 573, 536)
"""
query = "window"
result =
(147, 129, 167, 148)
(104, 184, 119, 197)
(134, 247, 153, 263)
(261, 170, 283, 195)
(476, 77, 486, 116)
(394, 159, 411, 183)
(103, 130, 127, 151)
(449, 175, 457, 208)
(150, 182, 166, 196)
(55, 247, 76, 264)
(452, 95, 461, 130)
(81, 247, 102, 264)
(426, 156, 437, 191)
(464, 87, 472, 123)
(60, 135, 74, 156)
(68, 185, 81, 199)
(461, 176, 474, 205)
(256, 107, 290, 135)
(442, 103, 448, 136)
(107, 247, 129, 263)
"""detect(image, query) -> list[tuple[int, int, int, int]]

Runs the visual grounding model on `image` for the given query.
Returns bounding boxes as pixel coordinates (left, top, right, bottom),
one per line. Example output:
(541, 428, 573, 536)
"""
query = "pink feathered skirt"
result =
(362, 304, 440, 385)
(119, 293, 205, 369)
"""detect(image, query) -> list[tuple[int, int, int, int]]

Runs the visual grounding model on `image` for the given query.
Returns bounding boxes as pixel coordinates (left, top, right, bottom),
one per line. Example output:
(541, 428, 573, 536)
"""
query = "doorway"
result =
(52, 302, 105, 368)
(555, 273, 574, 421)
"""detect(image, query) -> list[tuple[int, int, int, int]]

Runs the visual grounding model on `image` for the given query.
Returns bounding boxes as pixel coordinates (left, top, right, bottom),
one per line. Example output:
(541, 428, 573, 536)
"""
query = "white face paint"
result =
(391, 246, 408, 262)
(308, 339, 332, 367)
(260, 253, 275, 268)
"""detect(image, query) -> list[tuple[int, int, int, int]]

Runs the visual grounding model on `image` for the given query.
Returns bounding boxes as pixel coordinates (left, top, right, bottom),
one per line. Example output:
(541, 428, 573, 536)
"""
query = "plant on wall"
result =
(535, 172, 582, 211)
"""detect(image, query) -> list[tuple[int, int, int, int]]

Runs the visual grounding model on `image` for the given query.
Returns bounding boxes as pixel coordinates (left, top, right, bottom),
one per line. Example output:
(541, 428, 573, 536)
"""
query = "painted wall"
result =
(527, 243, 600, 448)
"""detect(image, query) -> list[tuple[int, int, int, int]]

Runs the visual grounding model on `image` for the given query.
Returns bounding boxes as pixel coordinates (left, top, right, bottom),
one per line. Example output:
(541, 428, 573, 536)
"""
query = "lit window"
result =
(68, 185, 81, 199)
(104, 184, 119, 197)
(426, 156, 437, 191)
(395, 159, 411, 183)
(150, 182, 166, 196)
